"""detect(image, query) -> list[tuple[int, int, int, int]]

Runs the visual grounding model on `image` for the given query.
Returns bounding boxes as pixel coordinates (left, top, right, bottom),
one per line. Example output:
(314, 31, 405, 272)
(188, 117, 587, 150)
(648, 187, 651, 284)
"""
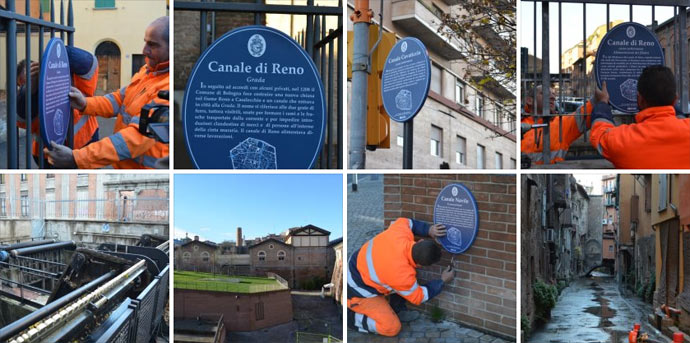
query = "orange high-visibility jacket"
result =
(349, 218, 430, 306)
(17, 57, 100, 155)
(521, 102, 592, 164)
(73, 60, 169, 169)
(590, 105, 690, 168)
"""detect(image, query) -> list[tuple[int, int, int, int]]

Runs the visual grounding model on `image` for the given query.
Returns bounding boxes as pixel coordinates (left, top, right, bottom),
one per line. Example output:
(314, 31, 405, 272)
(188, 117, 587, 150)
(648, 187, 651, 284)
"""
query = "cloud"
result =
(174, 227, 207, 242)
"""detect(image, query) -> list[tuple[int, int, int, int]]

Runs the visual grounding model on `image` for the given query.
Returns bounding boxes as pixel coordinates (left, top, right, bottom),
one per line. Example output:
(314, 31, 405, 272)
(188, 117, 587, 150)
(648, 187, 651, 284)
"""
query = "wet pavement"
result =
(529, 273, 669, 343)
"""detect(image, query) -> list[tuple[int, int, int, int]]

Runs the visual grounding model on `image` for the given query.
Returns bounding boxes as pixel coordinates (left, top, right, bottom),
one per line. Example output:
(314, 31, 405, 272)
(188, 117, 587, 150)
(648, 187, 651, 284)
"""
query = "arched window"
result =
(201, 251, 210, 263)
(258, 250, 266, 261)
(269, 244, 274, 249)
(278, 250, 286, 261)
(182, 252, 191, 262)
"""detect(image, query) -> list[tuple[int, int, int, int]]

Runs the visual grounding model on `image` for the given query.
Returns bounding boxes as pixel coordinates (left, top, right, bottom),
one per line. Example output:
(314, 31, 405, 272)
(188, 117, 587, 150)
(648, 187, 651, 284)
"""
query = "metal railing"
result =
(0, 197, 169, 223)
(174, 0, 343, 169)
(1, 0, 75, 169)
(296, 331, 342, 343)
(521, 0, 689, 164)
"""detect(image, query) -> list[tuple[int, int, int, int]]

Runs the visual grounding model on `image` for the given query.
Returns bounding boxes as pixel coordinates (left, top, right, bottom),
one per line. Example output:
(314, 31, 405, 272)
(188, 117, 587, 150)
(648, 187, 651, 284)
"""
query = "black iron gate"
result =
(174, 0, 343, 169)
(521, 0, 689, 166)
(1, 0, 75, 169)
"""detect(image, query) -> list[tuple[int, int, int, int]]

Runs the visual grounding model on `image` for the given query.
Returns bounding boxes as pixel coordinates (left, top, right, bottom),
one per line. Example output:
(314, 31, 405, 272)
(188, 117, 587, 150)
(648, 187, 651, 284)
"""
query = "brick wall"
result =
(383, 174, 516, 339)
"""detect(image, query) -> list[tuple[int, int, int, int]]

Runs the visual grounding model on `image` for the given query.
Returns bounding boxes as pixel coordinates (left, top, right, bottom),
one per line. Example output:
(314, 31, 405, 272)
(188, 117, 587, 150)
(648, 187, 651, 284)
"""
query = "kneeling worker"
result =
(590, 65, 690, 168)
(347, 218, 455, 336)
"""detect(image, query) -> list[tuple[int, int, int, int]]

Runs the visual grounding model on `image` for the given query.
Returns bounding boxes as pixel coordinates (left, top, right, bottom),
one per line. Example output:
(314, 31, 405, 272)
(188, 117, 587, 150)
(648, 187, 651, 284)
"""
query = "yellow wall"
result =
(72, 0, 167, 86)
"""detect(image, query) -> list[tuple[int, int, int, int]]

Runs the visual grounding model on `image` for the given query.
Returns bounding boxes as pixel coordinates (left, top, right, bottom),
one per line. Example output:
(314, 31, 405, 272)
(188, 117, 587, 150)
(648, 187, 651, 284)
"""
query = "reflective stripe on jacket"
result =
(73, 60, 169, 169)
(590, 105, 690, 168)
(348, 218, 431, 305)
(521, 101, 592, 164)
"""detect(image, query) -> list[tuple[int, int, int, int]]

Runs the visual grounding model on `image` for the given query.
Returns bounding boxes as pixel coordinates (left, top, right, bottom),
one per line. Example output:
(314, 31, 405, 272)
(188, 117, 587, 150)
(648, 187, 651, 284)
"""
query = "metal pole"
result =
(39, 0, 45, 168)
(403, 120, 413, 169)
(10, 241, 75, 257)
(6, 0, 19, 169)
(254, 0, 262, 25)
(337, 1, 343, 169)
(541, 1, 551, 164)
(328, 35, 335, 169)
(200, 0, 207, 53)
(349, 0, 372, 169)
(679, 6, 688, 115)
(25, 0, 32, 169)
(66, 0, 74, 149)
(0, 270, 115, 341)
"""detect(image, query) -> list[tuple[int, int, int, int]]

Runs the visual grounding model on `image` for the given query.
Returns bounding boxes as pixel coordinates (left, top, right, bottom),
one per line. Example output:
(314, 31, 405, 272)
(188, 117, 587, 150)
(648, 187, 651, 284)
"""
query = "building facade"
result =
(175, 235, 218, 273)
(347, 0, 516, 169)
(0, 173, 169, 247)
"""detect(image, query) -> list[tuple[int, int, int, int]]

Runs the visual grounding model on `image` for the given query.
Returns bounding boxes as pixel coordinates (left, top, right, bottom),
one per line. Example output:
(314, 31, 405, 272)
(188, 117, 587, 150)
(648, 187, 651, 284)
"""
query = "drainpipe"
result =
(349, 0, 373, 169)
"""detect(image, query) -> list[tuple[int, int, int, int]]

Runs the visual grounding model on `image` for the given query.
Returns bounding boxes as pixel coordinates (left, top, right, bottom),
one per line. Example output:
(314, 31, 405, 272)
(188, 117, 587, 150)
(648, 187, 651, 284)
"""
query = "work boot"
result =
(389, 293, 407, 313)
(347, 308, 358, 330)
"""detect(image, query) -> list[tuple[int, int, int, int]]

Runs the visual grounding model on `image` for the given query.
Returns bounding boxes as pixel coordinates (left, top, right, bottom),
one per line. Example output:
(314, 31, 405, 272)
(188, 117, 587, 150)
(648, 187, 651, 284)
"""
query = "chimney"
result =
(194, 235, 199, 241)
(237, 227, 243, 247)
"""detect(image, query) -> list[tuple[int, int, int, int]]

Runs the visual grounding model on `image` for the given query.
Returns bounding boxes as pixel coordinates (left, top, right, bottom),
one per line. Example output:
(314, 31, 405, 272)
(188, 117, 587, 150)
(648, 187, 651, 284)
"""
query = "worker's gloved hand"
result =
(428, 224, 446, 240)
(68, 86, 87, 111)
(441, 265, 455, 283)
(44, 141, 77, 168)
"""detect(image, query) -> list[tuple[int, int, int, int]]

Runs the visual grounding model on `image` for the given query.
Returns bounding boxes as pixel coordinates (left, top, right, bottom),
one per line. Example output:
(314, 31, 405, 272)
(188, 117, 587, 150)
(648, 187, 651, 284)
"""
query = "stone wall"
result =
(383, 174, 516, 339)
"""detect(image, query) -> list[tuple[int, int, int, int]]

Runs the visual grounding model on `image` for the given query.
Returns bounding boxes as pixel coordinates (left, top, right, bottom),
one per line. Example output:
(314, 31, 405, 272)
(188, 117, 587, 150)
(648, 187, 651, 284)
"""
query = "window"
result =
(510, 158, 516, 169)
(455, 80, 465, 105)
(455, 136, 466, 165)
(430, 125, 443, 157)
(609, 245, 614, 252)
(644, 178, 652, 212)
(0, 198, 5, 217)
(475, 94, 484, 118)
(256, 302, 265, 321)
(21, 193, 29, 217)
(269, 244, 274, 249)
(396, 135, 404, 147)
(20, 174, 27, 181)
(658, 174, 668, 211)
(278, 250, 286, 261)
(494, 106, 501, 126)
(431, 64, 442, 94)
(258, 251, 266, 261)
(182, 252, 191, 263)
(0, 175, 4, 184)
(495, 152, 503, 169)
(477, 145, 485, 169)
(46, 174, 55, 179)
(76, 189, 88, 219)
(201, 251, 210, 263)
(95, 0, 115, 8)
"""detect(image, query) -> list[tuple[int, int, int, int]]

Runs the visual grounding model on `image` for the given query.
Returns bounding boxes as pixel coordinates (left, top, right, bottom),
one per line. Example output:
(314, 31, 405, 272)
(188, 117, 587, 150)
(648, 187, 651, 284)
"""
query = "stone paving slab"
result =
(347, 174, 384, 259)
(348, 310, 510, 343)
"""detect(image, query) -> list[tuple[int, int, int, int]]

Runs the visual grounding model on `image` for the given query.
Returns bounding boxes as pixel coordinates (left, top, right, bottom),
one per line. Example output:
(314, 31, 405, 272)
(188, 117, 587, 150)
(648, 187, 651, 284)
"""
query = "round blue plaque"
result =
(381, 37, 431, 122)
(183, 26, 326, 169)
(39, 38, 71, 148)
(433, 183, 479, 254)
(595, 22, 664, 113)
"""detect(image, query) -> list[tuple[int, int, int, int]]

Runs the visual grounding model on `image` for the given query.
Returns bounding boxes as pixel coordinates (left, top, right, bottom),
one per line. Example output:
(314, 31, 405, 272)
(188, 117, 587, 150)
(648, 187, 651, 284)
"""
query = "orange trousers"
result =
(347, 296, 401, 336)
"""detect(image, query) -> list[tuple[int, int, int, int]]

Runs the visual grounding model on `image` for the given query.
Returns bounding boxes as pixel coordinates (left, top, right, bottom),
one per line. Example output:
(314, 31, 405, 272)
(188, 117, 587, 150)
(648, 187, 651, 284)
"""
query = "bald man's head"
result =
(143, 16, 169, 68)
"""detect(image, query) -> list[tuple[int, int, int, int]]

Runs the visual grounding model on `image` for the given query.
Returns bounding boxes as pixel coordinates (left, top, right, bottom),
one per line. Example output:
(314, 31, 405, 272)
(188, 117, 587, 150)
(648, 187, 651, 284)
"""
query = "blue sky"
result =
(174, 174, 343, 243)
(521, 3, 675, 73)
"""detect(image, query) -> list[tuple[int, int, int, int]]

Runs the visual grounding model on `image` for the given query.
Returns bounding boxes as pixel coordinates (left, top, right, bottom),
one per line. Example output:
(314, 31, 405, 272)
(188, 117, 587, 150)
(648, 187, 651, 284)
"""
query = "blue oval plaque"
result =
(39, 38, 71, 147)
(595, 22, 664, 113)
(381, 37, 431, 122)
(183, 26, 326, 169)
(433, 183, 479, 254)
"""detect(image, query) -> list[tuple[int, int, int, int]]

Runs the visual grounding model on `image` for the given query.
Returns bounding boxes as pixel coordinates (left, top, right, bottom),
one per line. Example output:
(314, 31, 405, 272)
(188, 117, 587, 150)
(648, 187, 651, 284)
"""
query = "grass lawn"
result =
(174, 270, 286, 293)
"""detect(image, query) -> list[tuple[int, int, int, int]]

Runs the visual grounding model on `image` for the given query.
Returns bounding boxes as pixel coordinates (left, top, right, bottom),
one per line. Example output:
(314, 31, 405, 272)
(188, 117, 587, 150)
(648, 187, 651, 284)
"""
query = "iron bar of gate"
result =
(25, 0, 32, 168)
(6, 0, 18, 169)
(337, 1, 343, 169)
(541, 2, 550, 165)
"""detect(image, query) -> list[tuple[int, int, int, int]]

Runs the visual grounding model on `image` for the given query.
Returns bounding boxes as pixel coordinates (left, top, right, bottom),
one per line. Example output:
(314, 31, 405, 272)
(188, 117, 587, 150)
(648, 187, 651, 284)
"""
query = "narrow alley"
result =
(530, 272, 667, 343)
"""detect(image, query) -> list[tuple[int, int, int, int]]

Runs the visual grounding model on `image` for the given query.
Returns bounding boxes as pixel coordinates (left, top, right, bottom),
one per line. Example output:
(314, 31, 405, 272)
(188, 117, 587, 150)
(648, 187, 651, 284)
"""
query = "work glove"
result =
(44, 141, 77, 168)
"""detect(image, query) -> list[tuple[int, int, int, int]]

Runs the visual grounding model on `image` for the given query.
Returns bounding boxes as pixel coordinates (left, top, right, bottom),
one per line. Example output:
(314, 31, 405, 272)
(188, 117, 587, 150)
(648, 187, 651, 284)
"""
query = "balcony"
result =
(391, 0, 464, 60)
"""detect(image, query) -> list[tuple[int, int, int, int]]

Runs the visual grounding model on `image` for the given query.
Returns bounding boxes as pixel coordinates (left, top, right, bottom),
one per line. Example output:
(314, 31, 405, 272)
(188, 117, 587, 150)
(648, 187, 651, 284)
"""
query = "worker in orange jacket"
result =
(16, 46, 100, 167)
(347, 218, 455, 336)
(44, 16, 169, 169)
(521, 85, 605, 164)
(590, 66, 690, 168)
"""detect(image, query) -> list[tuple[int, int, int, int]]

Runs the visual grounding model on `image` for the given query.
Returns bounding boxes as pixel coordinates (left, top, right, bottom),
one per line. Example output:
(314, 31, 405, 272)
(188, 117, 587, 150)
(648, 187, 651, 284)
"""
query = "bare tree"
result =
(437, 0, 516, 102)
